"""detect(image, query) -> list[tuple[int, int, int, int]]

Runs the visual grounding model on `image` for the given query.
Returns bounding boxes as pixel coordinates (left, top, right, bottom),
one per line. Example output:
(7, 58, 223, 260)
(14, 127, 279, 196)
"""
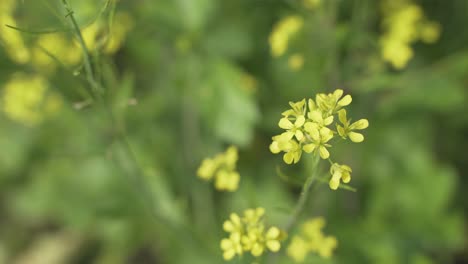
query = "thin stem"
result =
(61, 0, 101, 95)
(284, 154, 320, 232)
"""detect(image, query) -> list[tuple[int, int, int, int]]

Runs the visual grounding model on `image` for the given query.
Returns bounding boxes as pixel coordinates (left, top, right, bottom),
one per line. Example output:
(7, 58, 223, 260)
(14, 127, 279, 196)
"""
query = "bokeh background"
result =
(0, 0, 467, 263)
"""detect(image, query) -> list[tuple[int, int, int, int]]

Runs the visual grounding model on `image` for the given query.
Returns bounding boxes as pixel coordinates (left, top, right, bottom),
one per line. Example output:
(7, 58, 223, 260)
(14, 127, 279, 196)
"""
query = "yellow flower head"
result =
(287, 217, 338, 262)
(196, 146, 240, 191)
(2, 73, 63, 126)
(269, 15, 304, 57)
(271, 89, 367, 191)
(379, 0, 442, 69)
(329, 163, 352, 190)
(221, 208, 285, 260)
(336, 109, 369, 143)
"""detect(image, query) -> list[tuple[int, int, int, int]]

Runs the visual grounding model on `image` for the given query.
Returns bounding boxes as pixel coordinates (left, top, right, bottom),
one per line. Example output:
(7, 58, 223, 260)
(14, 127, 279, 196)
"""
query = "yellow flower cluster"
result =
(269, 89, 368, 190)
(197, 146, 240, 192)
(220, 208, 285, 260)
(287, 217, 337, 262)
(0, 1, 132, 72)
(0, 0, 30, 64)
(269, 15, 304, 57)
(1, 73, 62, 126)
(380, 0, 441, 69)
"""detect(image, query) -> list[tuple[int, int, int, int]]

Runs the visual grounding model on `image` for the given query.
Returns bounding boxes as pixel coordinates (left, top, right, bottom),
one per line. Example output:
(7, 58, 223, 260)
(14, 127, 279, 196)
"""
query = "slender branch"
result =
(61, 0, 101, 95)
(285, 155, 320, 232)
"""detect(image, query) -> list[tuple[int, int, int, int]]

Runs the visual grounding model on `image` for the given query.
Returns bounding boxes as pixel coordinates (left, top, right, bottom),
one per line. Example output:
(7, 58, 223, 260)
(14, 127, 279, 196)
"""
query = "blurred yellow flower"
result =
(0, 14, 30, 64)
(2, 73, 62, 126)
(287, 217, 337, 262)
(32, 34, 82, 73)
(380, 0, 441, 69)
(81, 12, 133, 54)
(288, 53, 304, 71)
(196, 146, 240, 191)
(269, 15, 304, 57)
(221, 208, 285, 260)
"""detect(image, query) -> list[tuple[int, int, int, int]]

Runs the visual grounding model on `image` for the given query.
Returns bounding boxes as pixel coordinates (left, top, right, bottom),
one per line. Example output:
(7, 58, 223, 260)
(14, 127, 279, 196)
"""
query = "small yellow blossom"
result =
(269, 16, 304, 57)
(329, 163, 352, 190)
(287, 217, 337, 262)
(303, 126, 333, 159)
(380, 0, 441, 69)
(288, 54, 304, 71)
(196, 146, 241, 191)
(2, 73, 62, 126)
(221, 208, 285, 260)
(80, 11, 133, 55)
(336, 109, 369, 143)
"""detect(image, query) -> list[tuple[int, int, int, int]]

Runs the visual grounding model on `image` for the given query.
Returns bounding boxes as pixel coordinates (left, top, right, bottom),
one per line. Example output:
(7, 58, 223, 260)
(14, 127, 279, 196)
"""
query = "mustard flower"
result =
(269, 15, 304, 57)
(329, 163, 352, 190)
(220, 208, 285, 260)
(287, 217, 337, 262)
(196, 146, 240, 191)
(278, 115, 306, 141)
(336, 109, 369, 143)
(271, 89, 367, 191)
(1, 73, 62, 126)
(282, 99, 306, 118)
(379, 0, 441, 69)
(302, 126, 333, 159)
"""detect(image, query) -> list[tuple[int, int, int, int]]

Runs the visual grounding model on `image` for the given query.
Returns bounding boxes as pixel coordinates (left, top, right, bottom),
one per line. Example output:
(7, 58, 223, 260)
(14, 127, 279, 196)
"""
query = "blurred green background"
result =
(0, 0, 467, 263)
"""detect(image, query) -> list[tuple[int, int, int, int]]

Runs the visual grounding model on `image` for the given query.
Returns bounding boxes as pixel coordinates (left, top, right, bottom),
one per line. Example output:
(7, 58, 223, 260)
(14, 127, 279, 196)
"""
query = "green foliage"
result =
(0, 0, 467, 263)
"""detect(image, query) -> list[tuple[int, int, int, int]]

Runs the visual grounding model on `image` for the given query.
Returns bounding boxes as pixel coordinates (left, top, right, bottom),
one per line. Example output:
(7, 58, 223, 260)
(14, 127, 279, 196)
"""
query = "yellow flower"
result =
(2, 73, 62, 126)
(287, 236, 309, 262)
(379, 0, 442, 69)
(221, 208, 285, 260)
(288, 54, 304, 71)
(282, 99, 306, 118)
(336, 109, 369, 143)
(269, 16, 304, 57)
(329, 163, 352, 190)
(196, 146, 241, 191)
(315, 89, 352, 115)
(215, 170, 240, 191)
(278, 115, 306, 141)
(302, 126, 333, 159)
(287, 217, 337, 262)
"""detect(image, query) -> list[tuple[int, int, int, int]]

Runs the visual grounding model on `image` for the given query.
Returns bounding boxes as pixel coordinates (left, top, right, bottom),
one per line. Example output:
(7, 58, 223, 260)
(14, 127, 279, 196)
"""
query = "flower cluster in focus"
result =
(287, 217, 337, 262)
(197, 146, 240, 191)
(380, 0, 441, 69)
(220, 208, 285, 260)
(270, 89, 368, 190)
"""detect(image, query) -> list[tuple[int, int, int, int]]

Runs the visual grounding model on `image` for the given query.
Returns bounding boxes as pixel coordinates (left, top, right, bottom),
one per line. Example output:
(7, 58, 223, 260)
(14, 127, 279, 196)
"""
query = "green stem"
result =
(285, 154, 320, 232)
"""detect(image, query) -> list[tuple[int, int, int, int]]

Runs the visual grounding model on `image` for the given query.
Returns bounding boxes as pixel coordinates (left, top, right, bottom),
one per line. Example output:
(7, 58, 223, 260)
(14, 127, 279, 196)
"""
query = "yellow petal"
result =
(295, 115, 306, 127)
(279, 118, 294, 129)
(283, 152, 294, 164)
(337, 109, 347, 124)
(333, 89, 343, 100)
(329, 178, 340, 190)
(266, 240, 281, 252)
(319, 146, 329, 159)
(324, 115, 334, 125)
(269, 141, 281, 154)
(349, 132, 364, 142)
(303, 143, 316, 153)
(350, 119, 369, 130)
(338, 94, 352, 106)
(295, 130, 304, 141)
